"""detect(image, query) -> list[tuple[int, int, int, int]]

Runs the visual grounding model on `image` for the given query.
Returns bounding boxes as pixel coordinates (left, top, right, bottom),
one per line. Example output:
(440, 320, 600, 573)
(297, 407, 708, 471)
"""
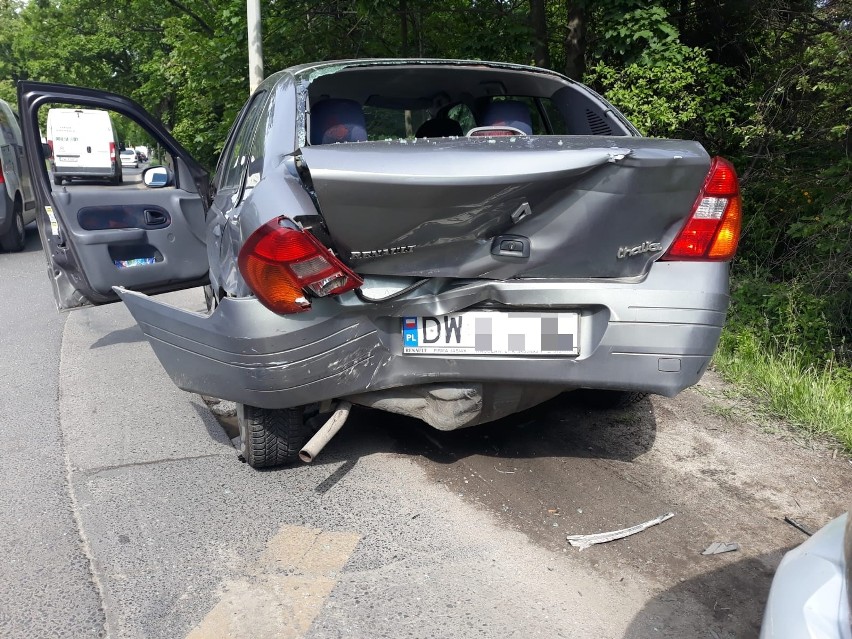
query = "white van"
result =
(46, 108, 122, 185)
(0, 98, 36, 251)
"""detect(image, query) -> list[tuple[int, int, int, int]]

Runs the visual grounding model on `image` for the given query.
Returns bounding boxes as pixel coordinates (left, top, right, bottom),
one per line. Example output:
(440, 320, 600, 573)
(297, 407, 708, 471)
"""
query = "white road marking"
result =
(185, 526, 360, 639)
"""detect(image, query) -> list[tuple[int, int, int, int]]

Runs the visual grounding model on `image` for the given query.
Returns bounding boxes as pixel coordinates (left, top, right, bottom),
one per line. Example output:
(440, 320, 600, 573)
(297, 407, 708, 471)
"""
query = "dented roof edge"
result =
(286, 57, 578, 84)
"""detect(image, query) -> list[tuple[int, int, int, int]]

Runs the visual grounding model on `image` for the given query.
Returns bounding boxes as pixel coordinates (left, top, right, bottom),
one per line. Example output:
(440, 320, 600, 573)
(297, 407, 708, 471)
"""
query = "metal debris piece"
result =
(494, 466, 516, 474)
(702, 542, 740, 555)
(566, 512, 675, 550)
(784, 516, 815, 537)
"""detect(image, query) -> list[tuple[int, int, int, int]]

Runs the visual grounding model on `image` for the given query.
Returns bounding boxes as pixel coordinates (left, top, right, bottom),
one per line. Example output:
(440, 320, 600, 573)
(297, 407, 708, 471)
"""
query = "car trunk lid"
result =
(297, 136, 711, 280)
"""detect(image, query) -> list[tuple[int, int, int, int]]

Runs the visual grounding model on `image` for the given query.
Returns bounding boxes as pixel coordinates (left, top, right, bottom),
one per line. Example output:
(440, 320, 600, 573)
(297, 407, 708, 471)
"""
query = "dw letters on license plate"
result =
(402, 311, 579, 356)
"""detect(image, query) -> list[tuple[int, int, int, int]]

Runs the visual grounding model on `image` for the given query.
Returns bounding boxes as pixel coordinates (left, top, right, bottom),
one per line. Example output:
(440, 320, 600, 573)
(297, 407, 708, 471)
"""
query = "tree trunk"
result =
(529, 0, 550, 68)
(400, 0, 409, 56)
(401, 0, 413, 137)
(564, 2, 586, 81)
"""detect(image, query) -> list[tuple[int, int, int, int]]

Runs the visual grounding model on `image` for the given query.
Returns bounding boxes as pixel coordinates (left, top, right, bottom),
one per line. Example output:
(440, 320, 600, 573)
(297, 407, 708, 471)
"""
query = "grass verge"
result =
(713, 328, 852, 452)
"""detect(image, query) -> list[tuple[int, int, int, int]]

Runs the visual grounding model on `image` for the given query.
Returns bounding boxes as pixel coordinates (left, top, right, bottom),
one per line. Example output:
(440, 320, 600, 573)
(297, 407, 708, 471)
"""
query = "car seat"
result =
(479, 100, 533, 135)
(415, 116, 464, 138)
(310, 98, 368, 144)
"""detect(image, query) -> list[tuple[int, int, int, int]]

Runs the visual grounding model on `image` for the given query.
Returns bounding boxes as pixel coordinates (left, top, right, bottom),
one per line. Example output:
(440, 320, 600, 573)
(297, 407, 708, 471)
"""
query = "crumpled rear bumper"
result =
(117, 261, 730, 409)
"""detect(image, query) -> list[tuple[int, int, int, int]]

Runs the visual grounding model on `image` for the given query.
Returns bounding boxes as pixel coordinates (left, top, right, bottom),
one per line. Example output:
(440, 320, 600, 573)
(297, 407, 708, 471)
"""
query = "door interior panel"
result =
(52, 186, 207, 297)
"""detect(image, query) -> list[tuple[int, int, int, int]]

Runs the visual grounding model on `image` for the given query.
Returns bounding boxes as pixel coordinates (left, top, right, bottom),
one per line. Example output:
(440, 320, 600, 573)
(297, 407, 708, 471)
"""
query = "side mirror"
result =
(142, 166, 173, 188)
(42, 142, 52, 159)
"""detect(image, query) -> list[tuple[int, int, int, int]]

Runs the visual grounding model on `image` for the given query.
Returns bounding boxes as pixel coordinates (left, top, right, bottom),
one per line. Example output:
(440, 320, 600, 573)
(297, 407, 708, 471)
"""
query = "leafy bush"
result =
(586, 44, 736, 142)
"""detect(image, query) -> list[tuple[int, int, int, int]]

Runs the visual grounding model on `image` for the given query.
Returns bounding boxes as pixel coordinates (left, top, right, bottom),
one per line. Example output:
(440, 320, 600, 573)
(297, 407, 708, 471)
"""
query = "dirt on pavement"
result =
(209, 370, 850, 637)
(378, 370, 852, 638)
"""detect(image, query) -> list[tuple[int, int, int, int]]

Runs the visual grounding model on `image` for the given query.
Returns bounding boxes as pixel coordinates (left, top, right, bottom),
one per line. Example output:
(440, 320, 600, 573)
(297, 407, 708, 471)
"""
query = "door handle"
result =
(144, 209, 168, 226)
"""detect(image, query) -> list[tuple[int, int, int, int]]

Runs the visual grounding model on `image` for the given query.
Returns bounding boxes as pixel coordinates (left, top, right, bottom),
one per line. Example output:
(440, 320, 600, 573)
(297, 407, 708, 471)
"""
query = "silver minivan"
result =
(0, 98, 36, 251)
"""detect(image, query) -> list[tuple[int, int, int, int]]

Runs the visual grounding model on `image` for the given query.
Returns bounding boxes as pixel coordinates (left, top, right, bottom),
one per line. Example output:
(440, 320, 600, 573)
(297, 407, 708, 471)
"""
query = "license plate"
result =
(57, 155, 79, 162)
(402, 311, 579, 356)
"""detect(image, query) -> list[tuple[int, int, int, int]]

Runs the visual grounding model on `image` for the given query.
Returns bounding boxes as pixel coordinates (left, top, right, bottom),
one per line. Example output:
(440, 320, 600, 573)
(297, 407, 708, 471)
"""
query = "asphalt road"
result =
(1, 223, 850, 638)
(0, 227, 103, 636)
(55, 163, 146, 190)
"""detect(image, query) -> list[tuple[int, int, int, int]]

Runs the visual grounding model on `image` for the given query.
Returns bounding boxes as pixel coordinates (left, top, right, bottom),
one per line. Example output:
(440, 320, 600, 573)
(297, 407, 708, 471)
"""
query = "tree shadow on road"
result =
(623, 550, 788, 639)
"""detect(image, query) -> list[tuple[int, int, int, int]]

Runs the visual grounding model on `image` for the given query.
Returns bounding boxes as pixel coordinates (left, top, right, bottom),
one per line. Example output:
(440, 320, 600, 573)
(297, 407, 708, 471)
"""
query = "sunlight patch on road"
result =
(185, 526, 360, 639)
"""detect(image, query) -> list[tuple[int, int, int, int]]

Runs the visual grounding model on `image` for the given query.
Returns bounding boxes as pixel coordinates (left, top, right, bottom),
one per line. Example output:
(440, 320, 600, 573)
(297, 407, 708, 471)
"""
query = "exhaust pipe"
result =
(299, 401, 352, 463)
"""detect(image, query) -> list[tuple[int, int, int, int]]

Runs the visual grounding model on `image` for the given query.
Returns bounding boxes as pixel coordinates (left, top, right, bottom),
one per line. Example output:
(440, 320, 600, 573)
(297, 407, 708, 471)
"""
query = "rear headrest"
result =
(310, 98, 367, 145)
(480, 100, 533, 135)
(415, 116, 463, 138)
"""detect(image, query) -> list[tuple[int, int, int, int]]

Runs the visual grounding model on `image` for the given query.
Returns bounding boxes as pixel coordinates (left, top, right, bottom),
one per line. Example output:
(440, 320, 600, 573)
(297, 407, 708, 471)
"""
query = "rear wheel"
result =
(574, 389, 648, 409)
(53, 175, 63, 186)
(0, 202, 26, 252)
(237, 404, 316, 468)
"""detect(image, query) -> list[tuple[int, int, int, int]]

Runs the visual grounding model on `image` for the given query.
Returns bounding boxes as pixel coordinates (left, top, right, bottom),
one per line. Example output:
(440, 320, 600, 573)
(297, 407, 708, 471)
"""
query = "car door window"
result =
(218, 92, 267, 200)
(243, 97, 271, 194)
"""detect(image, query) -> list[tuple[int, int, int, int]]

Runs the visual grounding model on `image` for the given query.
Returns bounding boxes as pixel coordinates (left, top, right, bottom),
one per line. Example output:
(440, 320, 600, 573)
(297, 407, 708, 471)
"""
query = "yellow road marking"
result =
(186, 526, 360, 639)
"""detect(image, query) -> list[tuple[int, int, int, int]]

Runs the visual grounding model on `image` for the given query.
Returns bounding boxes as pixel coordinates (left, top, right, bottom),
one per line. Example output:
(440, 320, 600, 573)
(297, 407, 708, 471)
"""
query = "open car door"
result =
(18, 81, 210, 310)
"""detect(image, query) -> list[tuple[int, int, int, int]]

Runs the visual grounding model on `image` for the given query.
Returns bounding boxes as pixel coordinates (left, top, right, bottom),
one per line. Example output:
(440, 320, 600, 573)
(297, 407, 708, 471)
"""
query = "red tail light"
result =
(662, 156, 742, 261)
(237, 217, 363, 314)
(109, 142, 116, 162)
(0, 163, 4, 184)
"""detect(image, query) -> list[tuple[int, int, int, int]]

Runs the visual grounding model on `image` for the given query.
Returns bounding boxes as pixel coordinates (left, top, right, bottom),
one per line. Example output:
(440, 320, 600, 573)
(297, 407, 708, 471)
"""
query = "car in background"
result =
(761, 511, 851, 638)
(18, 59, 743, 468)
(46, 107, 122, 185)
(120, 148, 138, 168)
(0, 98, 36, 251)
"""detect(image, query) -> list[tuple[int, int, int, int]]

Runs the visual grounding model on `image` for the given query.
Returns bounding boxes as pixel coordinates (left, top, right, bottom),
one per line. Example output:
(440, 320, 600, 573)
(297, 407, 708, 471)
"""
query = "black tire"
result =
(53, 175, 63, 186)
(574, 389, 648, 409)
(0, 202, 26, 252)
(237, 404, 315, 468)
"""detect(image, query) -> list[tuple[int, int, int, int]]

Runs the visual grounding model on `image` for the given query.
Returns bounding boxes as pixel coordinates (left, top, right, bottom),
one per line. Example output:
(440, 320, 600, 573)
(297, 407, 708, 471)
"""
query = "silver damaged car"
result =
(18, 59, 742, 467)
